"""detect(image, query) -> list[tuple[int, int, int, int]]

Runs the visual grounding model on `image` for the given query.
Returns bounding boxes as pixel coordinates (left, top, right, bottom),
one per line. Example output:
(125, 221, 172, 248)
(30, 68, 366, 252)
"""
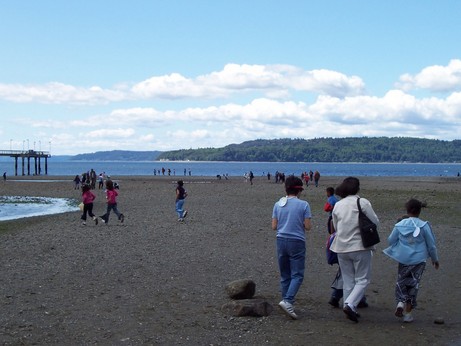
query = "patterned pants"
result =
(395, 262, 426, 308)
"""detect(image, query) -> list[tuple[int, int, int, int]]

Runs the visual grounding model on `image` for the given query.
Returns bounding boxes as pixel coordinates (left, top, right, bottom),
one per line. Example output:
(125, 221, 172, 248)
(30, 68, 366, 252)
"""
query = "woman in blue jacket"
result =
(383, 198, 440, 323)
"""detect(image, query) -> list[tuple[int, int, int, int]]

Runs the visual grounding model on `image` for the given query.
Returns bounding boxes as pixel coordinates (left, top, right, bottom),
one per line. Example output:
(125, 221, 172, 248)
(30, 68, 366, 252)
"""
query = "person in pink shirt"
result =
(100, 180, 125, 224)
(81, 184, 98, 226)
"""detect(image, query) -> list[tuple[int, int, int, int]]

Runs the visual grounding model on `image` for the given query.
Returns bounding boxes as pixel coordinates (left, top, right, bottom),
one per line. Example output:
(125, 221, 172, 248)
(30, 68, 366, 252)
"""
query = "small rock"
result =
(434, 317, 445, 324)
(225, 279, 256, 300)
(221, 299, 273, 317)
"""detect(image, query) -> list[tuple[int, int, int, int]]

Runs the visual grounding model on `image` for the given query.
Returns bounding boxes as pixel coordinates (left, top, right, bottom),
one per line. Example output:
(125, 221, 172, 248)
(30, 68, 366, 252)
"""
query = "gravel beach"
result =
(0, 175, 460, 345)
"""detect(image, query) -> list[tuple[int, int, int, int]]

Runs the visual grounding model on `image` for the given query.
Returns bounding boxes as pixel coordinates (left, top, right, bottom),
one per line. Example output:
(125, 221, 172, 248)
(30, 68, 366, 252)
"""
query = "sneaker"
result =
(278, 300, 298, 320)
(328, 297, 340, 308)
(178, 218, 184, 222)
(343, 304, 359, 323)
(82, 221, 86, 226)
(120, 214, 125, 223)
(403, 313, 414, 323)
(93, 216, 98, 225)
(395, 302, 405, 317)
(182, 210, 188, 219)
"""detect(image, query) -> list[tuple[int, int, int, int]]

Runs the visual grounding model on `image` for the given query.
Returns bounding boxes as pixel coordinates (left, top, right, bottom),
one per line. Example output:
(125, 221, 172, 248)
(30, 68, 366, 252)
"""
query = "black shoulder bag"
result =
(357, 198, 380, 247)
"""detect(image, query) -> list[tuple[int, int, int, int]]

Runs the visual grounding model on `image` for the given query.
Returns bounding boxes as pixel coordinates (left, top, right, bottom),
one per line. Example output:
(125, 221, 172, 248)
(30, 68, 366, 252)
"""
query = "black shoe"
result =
(343, 304, 359, 323)
(328, 297, 340, 308)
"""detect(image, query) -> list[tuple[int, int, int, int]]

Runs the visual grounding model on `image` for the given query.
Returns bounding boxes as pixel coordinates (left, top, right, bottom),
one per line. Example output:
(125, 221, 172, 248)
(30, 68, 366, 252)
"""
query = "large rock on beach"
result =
(225, 279, 256, 300)
(222, 299, 273, 317)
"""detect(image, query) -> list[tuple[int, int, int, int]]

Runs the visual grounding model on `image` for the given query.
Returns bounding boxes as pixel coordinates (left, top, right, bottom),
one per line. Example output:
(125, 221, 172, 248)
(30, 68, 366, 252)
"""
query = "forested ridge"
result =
(156, 137, 461, 163)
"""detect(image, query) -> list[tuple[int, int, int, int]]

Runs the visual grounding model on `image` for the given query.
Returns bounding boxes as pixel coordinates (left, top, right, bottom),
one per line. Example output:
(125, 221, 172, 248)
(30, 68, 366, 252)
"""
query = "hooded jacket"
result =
(383, 217, 439, 265)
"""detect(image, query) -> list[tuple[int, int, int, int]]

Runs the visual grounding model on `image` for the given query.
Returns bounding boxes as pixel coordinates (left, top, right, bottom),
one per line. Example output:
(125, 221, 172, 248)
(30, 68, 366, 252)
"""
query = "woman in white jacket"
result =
(330, 177, 379, 323)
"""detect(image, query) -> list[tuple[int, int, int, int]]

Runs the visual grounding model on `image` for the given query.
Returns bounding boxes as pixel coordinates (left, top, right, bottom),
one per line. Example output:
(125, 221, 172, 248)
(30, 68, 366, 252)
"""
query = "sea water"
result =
(1, 160, 460, 178)
(0, 196, 79, 221)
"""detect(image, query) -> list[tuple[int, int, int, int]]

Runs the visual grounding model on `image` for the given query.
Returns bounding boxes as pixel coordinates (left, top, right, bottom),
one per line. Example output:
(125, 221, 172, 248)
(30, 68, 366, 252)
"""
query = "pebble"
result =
(434, 317, 445, 324)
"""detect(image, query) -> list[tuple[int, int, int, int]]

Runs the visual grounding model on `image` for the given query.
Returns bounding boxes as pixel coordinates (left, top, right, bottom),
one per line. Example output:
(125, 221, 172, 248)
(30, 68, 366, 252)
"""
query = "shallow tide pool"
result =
(0, 196, 79, 221)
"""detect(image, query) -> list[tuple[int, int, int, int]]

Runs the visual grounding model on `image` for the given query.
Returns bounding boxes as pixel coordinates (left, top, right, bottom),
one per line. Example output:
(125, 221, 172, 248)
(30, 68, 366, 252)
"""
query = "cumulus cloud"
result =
(0, 64, 365, 105)
(0, 82, 126, 105)
(131, 64, 365, 100)
(3, 61, 461, 155)
(85, 128, 135, 139)
(397, 59, 461, 92)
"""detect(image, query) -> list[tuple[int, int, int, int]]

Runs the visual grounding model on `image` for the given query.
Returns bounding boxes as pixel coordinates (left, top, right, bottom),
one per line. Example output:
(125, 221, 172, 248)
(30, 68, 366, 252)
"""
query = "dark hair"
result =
(405, 198, 422, 216)
(336, 176, 360, 198)
(106, 179, 114, 190)
(326, 187, 335, 195)
(285, 175, 304, 195)
(177, 180, 184, 186)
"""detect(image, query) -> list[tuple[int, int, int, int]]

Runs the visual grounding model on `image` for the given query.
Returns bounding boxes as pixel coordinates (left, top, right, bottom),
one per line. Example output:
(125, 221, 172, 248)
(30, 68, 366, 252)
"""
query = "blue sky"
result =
(1, 1, 461, 155)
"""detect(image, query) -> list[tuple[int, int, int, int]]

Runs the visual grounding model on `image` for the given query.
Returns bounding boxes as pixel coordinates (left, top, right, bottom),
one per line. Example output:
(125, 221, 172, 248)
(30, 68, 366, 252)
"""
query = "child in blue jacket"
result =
(383, 198, 440, 323)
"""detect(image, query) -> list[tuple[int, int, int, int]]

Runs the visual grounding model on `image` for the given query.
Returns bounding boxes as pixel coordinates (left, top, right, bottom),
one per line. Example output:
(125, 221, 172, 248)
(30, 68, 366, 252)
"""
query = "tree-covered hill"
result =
(70, 150, 162, 161)
(156, 137, 461, 163)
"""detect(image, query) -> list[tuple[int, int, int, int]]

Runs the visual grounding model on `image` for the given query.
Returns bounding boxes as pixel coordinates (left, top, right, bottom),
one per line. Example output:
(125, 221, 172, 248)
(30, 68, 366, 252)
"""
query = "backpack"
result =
(326, 233, 338, 265)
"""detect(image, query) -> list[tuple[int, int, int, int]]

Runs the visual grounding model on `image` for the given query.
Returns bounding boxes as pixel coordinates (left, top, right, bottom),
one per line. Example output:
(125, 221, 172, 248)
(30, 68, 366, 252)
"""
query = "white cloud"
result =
(0, 64, 366, 106)
(3, 61, 461, 155)
(131, 64, 365, 100)
(397, 59, 461, 92)
(0, 82, 126, 105)
(85, 128, 135, 139)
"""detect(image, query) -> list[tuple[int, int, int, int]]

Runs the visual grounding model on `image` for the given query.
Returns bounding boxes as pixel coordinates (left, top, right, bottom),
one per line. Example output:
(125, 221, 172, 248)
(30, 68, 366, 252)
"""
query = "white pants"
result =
(338, 250, 372, 311)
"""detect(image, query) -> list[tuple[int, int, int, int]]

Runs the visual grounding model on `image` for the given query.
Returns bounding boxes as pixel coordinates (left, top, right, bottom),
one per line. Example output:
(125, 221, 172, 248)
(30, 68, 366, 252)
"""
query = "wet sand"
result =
(0, 175, 460, 345)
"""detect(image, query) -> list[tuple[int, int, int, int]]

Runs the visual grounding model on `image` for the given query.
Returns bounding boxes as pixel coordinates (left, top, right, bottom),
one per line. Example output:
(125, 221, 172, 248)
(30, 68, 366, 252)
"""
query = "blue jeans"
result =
(277, 237, 306, 304)
(175, 199, 185, 218)
(101, 203, 122, 222)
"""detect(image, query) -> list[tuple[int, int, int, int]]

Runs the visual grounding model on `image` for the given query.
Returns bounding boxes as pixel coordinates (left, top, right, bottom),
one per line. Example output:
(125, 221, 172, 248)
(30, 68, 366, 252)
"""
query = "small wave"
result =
(0, 196, 79, 221)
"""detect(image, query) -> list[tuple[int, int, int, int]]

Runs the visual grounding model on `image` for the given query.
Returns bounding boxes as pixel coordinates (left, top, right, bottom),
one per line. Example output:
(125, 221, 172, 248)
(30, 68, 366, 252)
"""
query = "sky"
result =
(1, 1, 461, 155)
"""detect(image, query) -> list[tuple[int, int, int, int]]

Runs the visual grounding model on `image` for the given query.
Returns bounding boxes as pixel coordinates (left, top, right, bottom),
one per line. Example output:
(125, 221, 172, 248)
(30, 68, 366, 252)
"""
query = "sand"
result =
(0, 175, 460, 345)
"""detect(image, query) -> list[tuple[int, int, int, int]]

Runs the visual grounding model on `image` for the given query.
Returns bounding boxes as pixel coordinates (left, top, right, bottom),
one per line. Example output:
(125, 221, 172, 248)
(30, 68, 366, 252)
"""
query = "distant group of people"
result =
(270, 170, 321, 186)
(153, 168, 192, 176)
(272, 175, 439, 324)
(243, 171, 255, 185)
(300, 170, 321, 187)
(74, 170, 102, 190)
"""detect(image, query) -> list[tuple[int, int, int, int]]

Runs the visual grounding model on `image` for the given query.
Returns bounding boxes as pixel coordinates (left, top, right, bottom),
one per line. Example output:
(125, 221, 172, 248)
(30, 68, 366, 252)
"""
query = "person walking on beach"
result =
(314, 170, 321, 187)
(383, 198, 439, 323)
(175, 180, 188, 222)
(272, 175, 312, 320)
(325, 187, 369, 309)
(80, 184, 98, 226)
(249, 171, 254, 185)
(330, 177, 379, 323)
(98, 173, 104, 189)
(324, 186, 342, 306)
(324, 187, 337, 235)
(100, 180, 124, 224)
(73, 174, 81, 190)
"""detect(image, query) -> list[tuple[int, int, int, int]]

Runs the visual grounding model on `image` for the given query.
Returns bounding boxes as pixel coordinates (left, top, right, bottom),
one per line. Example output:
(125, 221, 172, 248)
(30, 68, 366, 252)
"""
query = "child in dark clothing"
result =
(81, 184, 98, 226)
(100, 180, 124, 224)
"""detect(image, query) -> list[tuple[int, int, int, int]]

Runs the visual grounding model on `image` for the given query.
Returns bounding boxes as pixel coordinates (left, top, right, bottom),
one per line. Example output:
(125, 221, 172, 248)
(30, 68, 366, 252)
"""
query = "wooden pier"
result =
(0, 150, 51, 176)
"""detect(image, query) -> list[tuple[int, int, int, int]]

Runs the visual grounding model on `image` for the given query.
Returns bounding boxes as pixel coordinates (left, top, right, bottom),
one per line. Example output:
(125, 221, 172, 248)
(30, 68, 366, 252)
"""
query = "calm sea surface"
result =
(1, 160, 461, 177)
